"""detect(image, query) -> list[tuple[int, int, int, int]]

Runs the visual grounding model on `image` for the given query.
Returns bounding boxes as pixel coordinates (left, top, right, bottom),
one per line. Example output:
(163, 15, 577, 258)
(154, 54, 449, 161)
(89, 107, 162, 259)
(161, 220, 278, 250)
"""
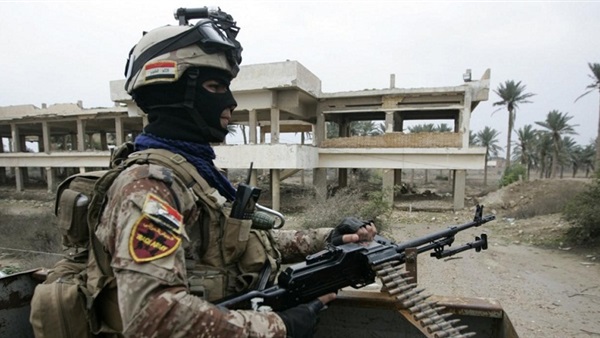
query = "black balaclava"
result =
(134, 67, 237, 143)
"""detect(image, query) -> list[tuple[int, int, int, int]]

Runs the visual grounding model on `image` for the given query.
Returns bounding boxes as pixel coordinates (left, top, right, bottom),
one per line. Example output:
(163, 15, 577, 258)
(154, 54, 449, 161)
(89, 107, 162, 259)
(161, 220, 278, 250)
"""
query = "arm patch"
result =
(129, 214, 182, 263)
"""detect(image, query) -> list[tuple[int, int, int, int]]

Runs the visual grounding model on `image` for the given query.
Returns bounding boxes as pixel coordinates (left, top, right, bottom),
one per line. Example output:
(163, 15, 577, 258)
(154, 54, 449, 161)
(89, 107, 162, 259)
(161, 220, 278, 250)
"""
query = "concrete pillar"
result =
(382, 168, 394, 206)
(315, 112, 325, 146)
(268, 93, 281, 209)
(76, 120, 86, 173)
(45, 167, 56, 192)
(76, 119, 85, 151)
(394, 169, 402, 190)
(270, 169, 281, 211)
(270, 92, 280, 144)
(459, 87, 473, 148)
(385, 111, 394, 133)
(387, 111, 403, 189)
(453, 170, 466, 210)
(338, 169, 348, 188)
(10, 123, 23, 191)
(338, 118, 349, 188)
(0, 138, 5, 184)
(100, 132, 108, 150)
(300, 132, 305, 186)
(248, 110, 259, 187)
(42, 121, 51, 153)
(115, 116, 124, 146)
(314, 112, 327, 200)
(249, 109, 258, 144)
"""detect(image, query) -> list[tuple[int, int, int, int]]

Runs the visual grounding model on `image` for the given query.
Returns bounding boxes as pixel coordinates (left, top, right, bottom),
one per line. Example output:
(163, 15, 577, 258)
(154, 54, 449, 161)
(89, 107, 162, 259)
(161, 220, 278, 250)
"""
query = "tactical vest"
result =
(31, 144, 281, 337)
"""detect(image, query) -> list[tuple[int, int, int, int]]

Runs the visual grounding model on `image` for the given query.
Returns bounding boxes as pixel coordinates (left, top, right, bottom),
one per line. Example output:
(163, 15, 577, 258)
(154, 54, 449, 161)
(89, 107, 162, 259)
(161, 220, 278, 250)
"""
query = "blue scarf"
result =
(134, 133, 236, 201)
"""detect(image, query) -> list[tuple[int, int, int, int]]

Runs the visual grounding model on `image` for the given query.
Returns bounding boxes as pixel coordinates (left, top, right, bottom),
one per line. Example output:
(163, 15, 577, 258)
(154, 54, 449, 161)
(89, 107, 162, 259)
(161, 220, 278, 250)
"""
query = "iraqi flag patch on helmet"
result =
(143, 60, 178, 83)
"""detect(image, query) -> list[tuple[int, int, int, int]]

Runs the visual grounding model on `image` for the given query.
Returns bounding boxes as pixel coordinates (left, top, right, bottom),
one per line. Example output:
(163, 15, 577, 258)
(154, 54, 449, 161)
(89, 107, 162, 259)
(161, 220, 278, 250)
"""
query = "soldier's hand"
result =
(277, 294, 334, 338)
(327, 217, 377, 246)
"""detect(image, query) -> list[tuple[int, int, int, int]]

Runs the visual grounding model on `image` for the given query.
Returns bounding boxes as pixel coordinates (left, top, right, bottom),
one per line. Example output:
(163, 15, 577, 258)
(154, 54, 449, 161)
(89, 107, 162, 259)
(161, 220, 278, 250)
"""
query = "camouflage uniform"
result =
(92, 161, 331, 337)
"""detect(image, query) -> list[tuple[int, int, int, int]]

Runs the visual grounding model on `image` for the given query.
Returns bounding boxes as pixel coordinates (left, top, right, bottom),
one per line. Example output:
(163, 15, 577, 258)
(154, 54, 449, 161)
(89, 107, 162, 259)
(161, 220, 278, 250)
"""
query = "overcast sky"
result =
(1, 1, 599, 151)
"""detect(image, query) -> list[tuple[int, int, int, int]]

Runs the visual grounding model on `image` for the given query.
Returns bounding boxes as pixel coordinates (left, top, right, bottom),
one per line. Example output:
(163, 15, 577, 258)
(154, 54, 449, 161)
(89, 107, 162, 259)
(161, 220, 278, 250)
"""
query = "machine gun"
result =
(217, 205, 494, 311)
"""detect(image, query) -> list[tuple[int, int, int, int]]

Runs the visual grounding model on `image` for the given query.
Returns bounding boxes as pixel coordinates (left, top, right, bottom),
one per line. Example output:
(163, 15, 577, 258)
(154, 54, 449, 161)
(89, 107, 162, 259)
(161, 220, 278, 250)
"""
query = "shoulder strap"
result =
(125, 149, 226, 209)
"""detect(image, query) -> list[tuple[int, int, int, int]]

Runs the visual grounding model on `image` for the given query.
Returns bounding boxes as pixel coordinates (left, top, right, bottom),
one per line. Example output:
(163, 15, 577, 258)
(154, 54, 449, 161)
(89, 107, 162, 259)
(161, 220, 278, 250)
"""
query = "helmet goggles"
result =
(125, 7, 242, 88)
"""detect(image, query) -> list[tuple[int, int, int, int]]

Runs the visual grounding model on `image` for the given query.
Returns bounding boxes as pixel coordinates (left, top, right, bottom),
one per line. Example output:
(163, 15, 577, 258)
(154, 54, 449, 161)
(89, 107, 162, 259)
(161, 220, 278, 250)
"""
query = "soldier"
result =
(87, 7, 377, 338)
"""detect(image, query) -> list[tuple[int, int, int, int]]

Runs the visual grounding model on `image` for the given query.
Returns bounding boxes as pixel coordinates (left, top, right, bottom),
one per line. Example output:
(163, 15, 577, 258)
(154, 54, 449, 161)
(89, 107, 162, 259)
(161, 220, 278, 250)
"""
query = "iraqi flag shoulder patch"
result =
(142, 193, 183, 235)
(129, 215, 182, 263)
(143, 60, 178, 83)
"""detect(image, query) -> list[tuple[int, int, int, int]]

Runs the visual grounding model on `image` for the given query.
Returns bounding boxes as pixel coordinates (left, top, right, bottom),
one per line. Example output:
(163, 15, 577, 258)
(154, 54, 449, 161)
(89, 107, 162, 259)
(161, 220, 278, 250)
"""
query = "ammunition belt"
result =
(374, 260, 476, 338)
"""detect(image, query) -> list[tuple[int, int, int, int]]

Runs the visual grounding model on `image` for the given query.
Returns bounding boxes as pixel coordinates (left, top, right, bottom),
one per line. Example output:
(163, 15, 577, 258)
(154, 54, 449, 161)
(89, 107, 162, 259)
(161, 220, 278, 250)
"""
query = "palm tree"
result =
(476, 127, 502, 186)
(560, 136, 577, 178)
(238, 124, 248, 144)
(351, 121, 382, 136)
(568, 142, 596, 178)
(493, 80, 535, 170)
(407, 123, 436, 133)
(469, 131, 479, 146)
(535, 132, 554, 179)
(513, 124, 537, 180)
(575, 62, 600, 172)
(436, 123, 453, 132)
(535, 110, 578, 178)
(580, 142, 596, 177)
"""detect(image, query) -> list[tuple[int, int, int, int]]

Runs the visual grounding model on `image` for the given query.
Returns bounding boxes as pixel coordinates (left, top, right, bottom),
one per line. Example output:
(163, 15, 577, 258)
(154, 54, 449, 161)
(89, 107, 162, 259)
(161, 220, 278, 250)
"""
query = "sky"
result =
(1, 0, 599, 152)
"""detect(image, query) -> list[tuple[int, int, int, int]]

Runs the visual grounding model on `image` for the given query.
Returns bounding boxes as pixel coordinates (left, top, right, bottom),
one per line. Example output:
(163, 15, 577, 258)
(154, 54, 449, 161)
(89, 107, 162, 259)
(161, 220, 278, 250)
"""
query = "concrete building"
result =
(0, 61, 490, 210)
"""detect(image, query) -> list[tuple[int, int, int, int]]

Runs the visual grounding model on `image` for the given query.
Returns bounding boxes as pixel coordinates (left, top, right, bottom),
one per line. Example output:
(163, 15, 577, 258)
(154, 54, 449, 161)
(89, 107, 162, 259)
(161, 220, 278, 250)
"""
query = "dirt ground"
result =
(1, 177, 599, 337)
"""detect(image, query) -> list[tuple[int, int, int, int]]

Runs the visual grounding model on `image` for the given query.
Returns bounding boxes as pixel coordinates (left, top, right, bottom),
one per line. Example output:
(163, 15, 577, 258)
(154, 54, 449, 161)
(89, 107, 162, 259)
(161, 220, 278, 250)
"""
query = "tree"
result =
(476, 127, 502, 186)
(469, 131, 479, 146)
(408, 124, 436, 133)
(535, 110, 578, 178)
(560, 136, 578, 178)
(436, 123, 453, 132)
(493, 80, 535, 170)
(535, 132, 553, 179)
(238, 125, 248, 144)
(326, 120, 382, 138)
(351, 121, 382, 136)
(513, 124, 537, 180)
(569, 142, 595, 178)
(376, 122, 387, 134)
(575, 62, 600, 172)
(580, 143, 596, 177)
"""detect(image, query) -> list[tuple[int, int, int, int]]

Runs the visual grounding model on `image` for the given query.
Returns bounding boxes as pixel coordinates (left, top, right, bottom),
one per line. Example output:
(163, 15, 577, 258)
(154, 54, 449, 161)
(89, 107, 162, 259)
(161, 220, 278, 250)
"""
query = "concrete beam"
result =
(213, 144, 319, 169)
(318, 148, 486, 170)
(0, 152, 111, 168)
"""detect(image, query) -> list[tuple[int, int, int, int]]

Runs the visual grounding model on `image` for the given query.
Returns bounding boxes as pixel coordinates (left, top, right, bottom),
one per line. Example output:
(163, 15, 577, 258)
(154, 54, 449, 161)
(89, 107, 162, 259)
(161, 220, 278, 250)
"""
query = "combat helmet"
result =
(124, 7, 242, 94)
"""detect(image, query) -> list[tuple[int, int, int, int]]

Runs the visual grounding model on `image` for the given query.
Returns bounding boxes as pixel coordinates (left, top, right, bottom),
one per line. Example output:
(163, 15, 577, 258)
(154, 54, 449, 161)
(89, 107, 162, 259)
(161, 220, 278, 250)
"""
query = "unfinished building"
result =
(0, 60, 490, 210)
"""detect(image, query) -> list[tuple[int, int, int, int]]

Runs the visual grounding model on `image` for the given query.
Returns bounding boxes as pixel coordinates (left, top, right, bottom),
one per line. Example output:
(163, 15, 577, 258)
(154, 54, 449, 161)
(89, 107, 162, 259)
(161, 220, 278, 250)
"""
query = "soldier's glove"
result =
(277, 299, 325, 338)
(326, 217, 371, 246)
